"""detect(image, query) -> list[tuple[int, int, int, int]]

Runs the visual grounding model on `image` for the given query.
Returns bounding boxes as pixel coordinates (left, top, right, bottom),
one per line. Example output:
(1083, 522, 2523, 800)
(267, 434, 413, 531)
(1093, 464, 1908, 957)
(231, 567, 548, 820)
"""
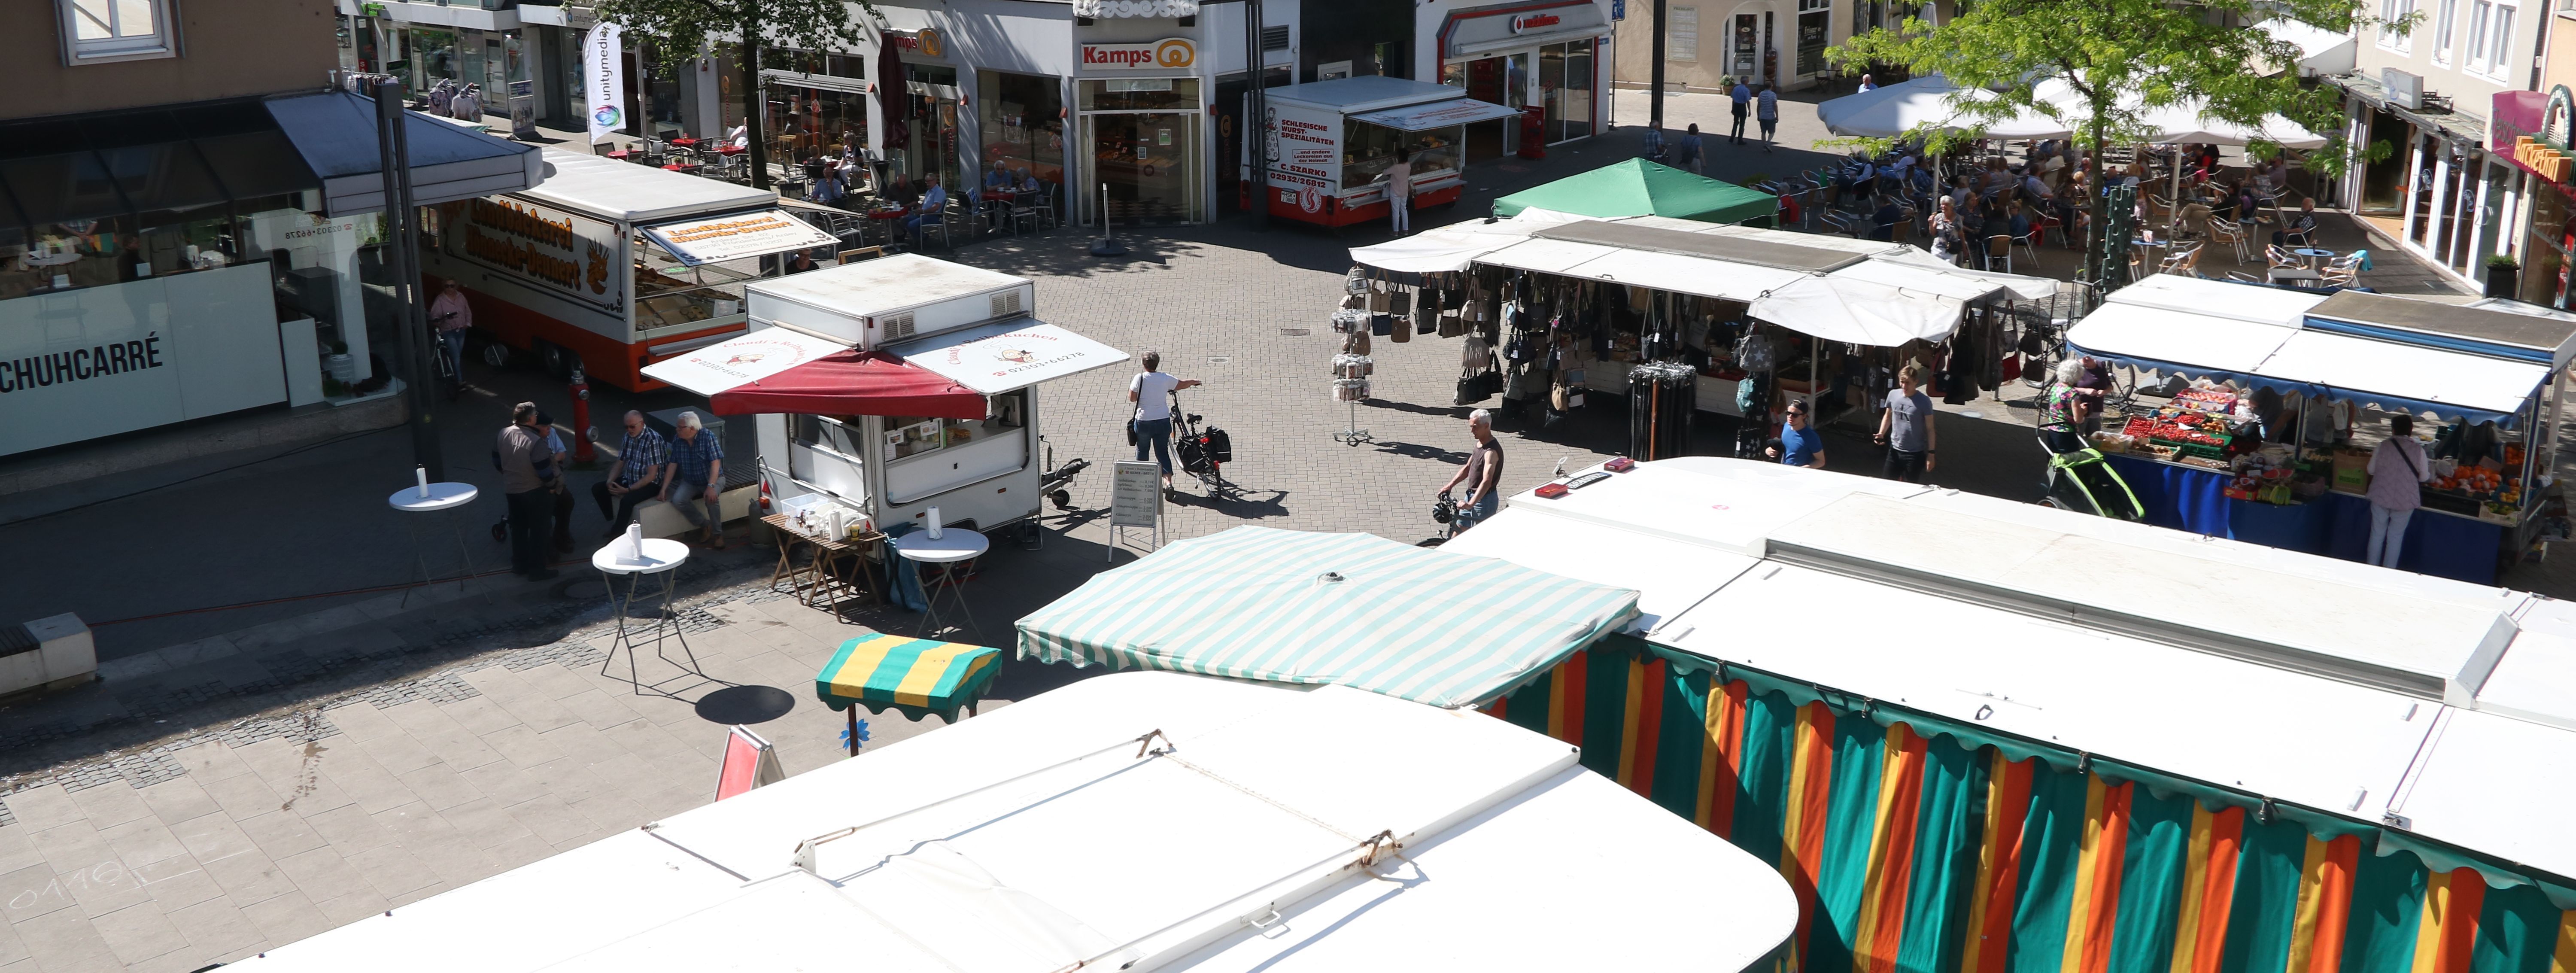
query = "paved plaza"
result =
(0, 91, 2530, 971)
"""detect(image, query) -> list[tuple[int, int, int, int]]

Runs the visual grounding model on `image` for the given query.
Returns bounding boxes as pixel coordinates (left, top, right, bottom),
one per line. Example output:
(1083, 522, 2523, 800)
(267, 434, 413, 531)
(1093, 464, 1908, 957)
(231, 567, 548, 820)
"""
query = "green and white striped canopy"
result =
(1016, 526, 1640, 708)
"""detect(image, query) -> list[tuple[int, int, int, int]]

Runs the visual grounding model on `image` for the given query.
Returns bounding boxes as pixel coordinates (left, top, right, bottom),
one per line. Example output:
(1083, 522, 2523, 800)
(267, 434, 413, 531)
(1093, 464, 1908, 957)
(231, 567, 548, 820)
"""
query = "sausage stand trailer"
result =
(426, 147, 841, 390)
(1261, 76, 1521, 228)
(641, 254, 1127, 538)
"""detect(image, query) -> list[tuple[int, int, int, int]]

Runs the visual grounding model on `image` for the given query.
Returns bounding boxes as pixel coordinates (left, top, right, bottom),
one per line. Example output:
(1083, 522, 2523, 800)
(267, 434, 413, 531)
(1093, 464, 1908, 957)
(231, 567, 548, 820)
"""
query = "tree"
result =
(593, 0, 873, 190)
(1831, 0, 2400, 286)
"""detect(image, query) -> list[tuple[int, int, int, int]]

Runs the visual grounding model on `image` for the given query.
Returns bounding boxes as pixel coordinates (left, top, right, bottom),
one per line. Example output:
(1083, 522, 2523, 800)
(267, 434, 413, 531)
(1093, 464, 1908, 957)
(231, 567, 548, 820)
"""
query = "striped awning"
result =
(1015, 527, 1640, 708)
(814, 633, 1003, 722)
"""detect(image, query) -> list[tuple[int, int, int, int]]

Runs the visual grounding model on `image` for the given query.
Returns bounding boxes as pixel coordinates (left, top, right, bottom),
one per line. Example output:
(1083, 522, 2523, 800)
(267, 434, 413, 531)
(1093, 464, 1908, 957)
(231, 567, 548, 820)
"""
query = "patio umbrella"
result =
(2031, 79, 2325, 148)
(814, 632, 1003, 723)
(1492, 159, 1776, 225)
(1816, 76, 2073, 140)
(1015, 526, 1639, 709)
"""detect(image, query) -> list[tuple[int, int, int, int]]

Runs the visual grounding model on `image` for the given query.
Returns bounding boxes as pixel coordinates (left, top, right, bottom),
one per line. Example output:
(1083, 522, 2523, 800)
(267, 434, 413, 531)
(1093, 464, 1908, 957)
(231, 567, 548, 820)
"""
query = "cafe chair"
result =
(2207, 218, 2250, 264)
(2158, 244, 2205, 278)
(1984, 234, 2014, 274)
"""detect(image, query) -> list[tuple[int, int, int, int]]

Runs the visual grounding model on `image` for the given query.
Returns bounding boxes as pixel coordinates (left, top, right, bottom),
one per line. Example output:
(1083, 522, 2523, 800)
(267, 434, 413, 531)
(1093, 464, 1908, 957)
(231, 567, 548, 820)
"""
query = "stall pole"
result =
(375, 77, 446, 481)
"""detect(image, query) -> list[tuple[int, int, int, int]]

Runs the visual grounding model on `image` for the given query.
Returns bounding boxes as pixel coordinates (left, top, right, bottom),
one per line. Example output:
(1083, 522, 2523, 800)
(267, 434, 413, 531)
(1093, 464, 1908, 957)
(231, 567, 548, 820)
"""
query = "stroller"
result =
(2039, 443, 2145, 521)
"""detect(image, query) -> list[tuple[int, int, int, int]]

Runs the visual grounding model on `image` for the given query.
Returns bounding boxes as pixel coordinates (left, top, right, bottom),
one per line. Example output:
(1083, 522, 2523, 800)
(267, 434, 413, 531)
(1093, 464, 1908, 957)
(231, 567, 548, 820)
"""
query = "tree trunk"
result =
(2087, 113, 2110, 292)
(742, 10, 768, 190)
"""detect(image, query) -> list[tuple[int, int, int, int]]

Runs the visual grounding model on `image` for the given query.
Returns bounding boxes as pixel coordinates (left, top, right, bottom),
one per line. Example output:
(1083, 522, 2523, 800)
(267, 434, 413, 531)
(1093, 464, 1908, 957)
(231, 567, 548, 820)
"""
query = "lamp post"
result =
(374, 78, 446, 481)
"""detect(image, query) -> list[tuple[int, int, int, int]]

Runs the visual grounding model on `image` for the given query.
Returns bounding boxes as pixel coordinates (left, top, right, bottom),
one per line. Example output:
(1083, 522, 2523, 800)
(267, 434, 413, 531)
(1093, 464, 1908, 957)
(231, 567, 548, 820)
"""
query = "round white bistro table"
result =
(591, 538, 705, 695)
(388, 483, 479, 607)
(891, 528, 988, 638)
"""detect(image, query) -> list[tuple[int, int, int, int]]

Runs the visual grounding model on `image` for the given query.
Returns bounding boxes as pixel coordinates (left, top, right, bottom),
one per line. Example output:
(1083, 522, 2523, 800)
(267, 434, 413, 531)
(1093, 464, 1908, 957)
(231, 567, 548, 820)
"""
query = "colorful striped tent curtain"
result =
(1487, 636, 2576, 973)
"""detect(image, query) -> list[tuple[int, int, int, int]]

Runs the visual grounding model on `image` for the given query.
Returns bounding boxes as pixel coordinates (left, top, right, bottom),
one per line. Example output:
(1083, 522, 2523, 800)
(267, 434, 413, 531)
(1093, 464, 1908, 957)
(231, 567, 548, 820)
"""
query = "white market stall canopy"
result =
(640, 209, 840, 266)
(2066, 277, 2561, 425)
(1350, 97, 1525, 130)
(1814, 74, 2075, 140)
(1345, 207, 1587, 274)
(884, 318, 1133, 395)
(2257, 16, 2358, 77)
(1441, 454, 2576, 891)
(223, 672, 1800, 973)
(522, 147, 788, 223)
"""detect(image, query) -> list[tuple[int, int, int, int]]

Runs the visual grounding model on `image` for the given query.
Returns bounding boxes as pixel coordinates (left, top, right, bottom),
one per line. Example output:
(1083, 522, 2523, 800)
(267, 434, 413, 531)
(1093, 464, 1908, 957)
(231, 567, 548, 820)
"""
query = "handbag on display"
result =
(1455, 369, 1495, 405)
(1370, 313, 1394, 337)
(1389, 313, 1411, 343)
(1340, 292, 1367, 311)
(1388, 288, 1413, 316)
(1414, 300, 1437, 336)
(2000, 353, 2022, 383)
(1367, 288, 1392, 313)
(1331, 308, 1369, 334)
(1438, 312, 1466, 338)
(1345, 268, 1372, 295)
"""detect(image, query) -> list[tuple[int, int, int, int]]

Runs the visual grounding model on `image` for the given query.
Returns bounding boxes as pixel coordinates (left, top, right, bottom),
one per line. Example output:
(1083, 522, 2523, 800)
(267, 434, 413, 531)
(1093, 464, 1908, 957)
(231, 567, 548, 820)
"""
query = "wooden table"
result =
(763, 514, 884, 618)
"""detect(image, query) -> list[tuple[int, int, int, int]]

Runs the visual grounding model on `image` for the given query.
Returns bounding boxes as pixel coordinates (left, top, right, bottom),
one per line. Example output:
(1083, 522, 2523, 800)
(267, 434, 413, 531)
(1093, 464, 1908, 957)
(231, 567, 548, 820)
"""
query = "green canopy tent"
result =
(1492, 158, 1777, 226)
(1016, 526, 1640, 709)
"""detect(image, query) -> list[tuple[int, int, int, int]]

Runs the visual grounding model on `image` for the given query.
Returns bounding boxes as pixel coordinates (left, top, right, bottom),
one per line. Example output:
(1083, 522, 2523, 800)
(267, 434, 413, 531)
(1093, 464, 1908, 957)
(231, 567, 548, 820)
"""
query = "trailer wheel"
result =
(537, 341, 576, 380)
(1049, 489, 1072, 511)
(480, 342, 513, 368)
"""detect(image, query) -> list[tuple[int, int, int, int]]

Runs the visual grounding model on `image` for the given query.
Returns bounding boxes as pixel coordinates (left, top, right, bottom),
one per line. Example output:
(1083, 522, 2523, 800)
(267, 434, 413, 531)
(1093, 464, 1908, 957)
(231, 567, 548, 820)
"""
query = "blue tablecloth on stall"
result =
(2100, 453, 2500, 584)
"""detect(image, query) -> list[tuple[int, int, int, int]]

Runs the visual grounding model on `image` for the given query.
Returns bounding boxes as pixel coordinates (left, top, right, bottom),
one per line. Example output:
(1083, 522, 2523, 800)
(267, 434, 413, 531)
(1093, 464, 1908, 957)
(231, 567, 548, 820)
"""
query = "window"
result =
(58, 0, 174, 63)
(2467, 0, 2518, 75)
(2381, 0, 2417, 50)
(2433, 0, 2460, 60)
(1669, 6, 1698, 61)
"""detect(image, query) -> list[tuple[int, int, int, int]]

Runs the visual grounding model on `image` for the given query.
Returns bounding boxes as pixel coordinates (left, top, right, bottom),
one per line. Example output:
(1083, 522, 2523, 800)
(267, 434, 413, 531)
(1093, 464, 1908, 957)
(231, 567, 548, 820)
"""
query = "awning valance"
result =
(641, 327, 989, 419)
(1350, 97, 1524, 131)
(1016, 526, 1641, 708)
(814, 633, 1002, 722)
(884, 318, 1131, 395)
(265, 89, 543, 217)
(641, 209, 840, 267)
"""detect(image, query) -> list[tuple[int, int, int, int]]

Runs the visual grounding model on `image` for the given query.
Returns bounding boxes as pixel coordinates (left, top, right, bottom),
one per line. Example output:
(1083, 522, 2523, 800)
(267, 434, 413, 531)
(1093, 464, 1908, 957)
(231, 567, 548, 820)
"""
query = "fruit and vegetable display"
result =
(2122, 413, 2227, 447)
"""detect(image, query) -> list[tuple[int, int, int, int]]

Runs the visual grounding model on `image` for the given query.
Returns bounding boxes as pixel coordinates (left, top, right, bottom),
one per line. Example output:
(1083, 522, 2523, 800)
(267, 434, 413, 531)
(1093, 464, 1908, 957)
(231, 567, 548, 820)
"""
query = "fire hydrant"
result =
(569, 361, 596, 465)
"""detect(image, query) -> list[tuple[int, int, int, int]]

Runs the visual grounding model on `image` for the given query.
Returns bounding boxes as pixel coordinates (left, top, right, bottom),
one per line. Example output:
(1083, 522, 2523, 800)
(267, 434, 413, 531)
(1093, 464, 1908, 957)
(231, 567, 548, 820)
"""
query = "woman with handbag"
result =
(1127, 351, 1202, 490)
(2364, 415, 2431, 569)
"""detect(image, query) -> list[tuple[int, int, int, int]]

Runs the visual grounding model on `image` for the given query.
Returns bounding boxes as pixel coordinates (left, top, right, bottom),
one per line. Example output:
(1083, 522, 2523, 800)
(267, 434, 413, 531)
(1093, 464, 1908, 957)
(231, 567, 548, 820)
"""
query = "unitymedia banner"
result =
(582, 21, 625, 143)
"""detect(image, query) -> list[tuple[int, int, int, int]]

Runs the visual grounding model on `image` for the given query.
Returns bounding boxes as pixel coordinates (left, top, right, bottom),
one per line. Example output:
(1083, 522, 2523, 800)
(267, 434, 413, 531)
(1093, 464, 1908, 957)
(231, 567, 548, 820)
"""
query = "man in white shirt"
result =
(1127, 351, 1203, 489)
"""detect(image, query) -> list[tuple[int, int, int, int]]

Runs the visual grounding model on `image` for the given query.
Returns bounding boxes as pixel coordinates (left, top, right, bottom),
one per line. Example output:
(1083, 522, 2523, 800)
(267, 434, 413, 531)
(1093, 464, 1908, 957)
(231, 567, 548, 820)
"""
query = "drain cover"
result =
(1279, 328, 1310, 336)
(1209, 356, 1232, 364)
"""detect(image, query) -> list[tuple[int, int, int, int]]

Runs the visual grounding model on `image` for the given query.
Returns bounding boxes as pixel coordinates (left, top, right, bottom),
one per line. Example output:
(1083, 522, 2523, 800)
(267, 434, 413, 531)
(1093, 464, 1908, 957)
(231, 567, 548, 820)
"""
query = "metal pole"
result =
(1649, 0, 1668, 132)
(375, 78, 447, 480)
(1247, 0, 1270, 231)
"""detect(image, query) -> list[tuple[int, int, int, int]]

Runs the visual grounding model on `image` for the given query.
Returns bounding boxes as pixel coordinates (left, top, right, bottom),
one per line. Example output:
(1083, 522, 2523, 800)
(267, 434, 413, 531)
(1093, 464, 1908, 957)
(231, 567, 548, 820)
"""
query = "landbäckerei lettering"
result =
(0, 332, 164, 392)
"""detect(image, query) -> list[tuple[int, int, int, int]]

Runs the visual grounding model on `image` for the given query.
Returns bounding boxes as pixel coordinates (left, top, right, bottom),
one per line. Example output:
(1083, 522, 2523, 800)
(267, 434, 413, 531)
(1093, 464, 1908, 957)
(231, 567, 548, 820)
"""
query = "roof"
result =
(1440, 456, 2576, 891)
(1493, 158, 1778, 225)
(266, 90, 543, 216)
(1534, 219, 1859, 272)
(1265, 75, 1476, 112)
(2067, 277, 2553, 425)
(516, 146, 780, 222)
(749, 252, 1030, 318)
(227, 672, 1799, 973)
(1015, 526, 1642, 708)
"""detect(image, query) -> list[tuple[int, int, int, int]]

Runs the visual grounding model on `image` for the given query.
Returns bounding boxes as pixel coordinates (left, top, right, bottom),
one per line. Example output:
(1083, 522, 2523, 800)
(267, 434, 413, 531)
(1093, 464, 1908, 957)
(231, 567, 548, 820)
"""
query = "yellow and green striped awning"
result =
(815, 633, 1003, 721)
(1016, 526, 1640, 709)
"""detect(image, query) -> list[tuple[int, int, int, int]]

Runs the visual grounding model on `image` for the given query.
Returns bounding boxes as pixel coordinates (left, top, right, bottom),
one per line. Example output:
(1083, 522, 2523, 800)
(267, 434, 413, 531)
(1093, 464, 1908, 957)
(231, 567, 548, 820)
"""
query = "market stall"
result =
(1491, 158, 1777, 225)
(1263, 76, 1522, 229)
(642, 255, 1127, 544)
(2065, 277, 2576, 583)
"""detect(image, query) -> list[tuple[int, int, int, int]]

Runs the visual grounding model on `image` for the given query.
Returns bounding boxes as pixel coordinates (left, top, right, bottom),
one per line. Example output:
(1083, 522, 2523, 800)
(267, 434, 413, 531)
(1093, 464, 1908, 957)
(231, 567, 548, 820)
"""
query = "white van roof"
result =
(225, 672, 1799, 973)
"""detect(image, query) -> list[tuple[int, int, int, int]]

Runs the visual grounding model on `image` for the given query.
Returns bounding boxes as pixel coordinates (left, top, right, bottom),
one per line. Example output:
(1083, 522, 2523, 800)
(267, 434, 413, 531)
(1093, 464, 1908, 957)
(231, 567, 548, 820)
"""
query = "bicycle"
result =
(1166, 391, 1233, 497)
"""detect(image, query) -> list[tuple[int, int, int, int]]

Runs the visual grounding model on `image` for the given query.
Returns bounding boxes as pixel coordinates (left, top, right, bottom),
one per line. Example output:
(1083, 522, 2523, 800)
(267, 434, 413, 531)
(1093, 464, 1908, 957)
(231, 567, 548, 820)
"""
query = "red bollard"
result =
(569, 361, 595, 465)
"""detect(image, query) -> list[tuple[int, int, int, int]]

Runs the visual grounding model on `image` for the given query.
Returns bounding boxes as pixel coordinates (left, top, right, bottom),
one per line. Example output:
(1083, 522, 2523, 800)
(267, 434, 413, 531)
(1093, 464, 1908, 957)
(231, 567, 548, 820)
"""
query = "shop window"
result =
(1669, 6, 1698, 61)
(58, 0, 174, 63)
(633, 235, 753, 334)
(1078, 77, 1200, 113)
(1343, 122, 1462, 191)
(978, 71, 1068, 213)
(2381, 0, 2417, 51)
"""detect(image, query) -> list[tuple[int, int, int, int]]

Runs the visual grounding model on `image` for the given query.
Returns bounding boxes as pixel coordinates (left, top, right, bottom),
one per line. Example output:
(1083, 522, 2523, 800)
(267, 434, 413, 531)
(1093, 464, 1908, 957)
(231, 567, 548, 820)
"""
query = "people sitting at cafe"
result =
(985, 159, 1014, 191)
(2274, 197, 2319, 246)
(905, 173, 948, 238)
(1869, 198, 1902, 241)
(809, 168, 848, 206)
(1017, 168, 1042, 192)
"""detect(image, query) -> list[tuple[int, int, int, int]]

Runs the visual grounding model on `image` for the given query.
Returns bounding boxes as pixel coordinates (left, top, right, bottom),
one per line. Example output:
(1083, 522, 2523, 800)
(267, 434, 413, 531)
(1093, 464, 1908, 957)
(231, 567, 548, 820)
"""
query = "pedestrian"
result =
(659, 410, 726, 548)
(492, 402, 560, 580)
(2038, 359, 2089, 455)
(1384, 148, 1414, 236)
(1778, 398, 1827, 469)
(537, 412, 578, 555)
(787, 251, 820, 274)
(1436, 409, 1505, 532)
(428, 278, 471, 393)
(591, 410, 666, 537)
(1858, 73, 1878, 92)
(1640, 125, 1666, 163)
(2365, 415, 2431, 569)
(1127, 351, 1203, 490)
(1755, 82, 1778, 151)
(1677, 123, 1704, 175)
(1874, 364, 1936, 483)
(1729, 77, 1753, 145)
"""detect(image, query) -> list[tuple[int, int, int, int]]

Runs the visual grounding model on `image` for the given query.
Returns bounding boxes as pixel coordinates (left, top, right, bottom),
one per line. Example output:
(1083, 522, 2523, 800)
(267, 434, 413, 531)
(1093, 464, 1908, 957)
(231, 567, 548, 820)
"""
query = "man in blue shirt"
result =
(1677, 124, 1704, 174)
(906, 174, 949, 243)
(1728, 78, 1753, 144)
(660, 410, 727, 548)
(592, 409, 666, 537)
(1777, 399, 1827, 468)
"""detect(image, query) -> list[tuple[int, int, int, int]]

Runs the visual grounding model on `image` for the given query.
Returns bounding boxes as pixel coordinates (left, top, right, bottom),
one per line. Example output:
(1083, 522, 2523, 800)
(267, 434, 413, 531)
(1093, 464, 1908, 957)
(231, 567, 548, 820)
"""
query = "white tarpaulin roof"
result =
(2258, 330, 2551, 417)
(227, 672, 1799, 973)
(1749, 275, 1965, 346)
(641, 209, 840, 266)
(1346, 208, 1586, 274)
(1872, 248, 2060, 300)
(2034, 79, 2328, 148)
(887, 318, 1131, 395)
(1815, 75, 2075, 140)
(2257, 17, 2357, 77)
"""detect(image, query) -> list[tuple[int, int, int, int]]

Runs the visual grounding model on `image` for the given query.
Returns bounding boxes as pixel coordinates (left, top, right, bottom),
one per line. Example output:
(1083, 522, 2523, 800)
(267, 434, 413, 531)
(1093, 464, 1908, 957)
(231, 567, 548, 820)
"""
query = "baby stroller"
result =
(2038, 444, 2145, 521)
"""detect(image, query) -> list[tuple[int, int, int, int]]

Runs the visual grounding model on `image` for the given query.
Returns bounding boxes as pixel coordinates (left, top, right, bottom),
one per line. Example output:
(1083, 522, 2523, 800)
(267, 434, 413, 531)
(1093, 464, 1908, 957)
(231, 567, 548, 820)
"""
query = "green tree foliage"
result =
(593, 0, 872, 189)
(1832, 0, 2402, 282)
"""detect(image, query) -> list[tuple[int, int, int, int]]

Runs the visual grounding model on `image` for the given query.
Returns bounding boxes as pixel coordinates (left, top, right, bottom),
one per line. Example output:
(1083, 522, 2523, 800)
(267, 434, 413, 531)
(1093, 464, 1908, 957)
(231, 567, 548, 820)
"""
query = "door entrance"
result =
(1084, 112, 1202, 224)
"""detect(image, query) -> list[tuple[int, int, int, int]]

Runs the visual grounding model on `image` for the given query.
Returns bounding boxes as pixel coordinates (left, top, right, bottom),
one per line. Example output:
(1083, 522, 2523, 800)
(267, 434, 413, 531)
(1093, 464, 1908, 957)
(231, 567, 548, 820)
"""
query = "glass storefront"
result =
(1538, 39, 1594, 144)
(889, 65, 963, 199)
(1080, 78, 1203, 224)
(2522, 179, 2572, 308)
(977, 70, 1067, 217)
(768, 84, 869, 167)
(1440, 54, 1528, 159)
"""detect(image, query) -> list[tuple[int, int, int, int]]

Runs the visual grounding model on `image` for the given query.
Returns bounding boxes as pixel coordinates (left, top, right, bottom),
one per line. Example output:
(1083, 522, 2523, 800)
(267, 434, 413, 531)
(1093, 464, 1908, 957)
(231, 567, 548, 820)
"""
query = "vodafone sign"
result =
(1510, 13, 1562, 32)
(1081, 37, 1195, 69)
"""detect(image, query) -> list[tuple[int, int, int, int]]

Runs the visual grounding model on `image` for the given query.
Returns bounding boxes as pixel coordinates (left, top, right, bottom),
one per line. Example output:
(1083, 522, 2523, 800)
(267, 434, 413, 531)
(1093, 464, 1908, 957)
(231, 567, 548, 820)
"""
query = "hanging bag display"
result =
(1388, 287, 1413, 316)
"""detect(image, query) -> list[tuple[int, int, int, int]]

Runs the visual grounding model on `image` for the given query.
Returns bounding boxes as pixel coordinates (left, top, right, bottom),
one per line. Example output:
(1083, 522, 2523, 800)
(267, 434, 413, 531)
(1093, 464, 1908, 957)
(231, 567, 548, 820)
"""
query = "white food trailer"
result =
(642, 255, 1126, 538)
(219, 671, 1800, 973)
(1261, 76, 1522, 228)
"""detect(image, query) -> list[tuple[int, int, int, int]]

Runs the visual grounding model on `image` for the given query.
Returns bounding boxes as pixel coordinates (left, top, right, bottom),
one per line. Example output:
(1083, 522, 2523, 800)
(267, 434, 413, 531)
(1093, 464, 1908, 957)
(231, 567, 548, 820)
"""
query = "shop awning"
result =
(885, 318, 1131, 395)
(1016, 526, 1640, 709)
(1748, 276, 1966, 347)
(0, 96, 330, 239)
(814, 633, 1002, 722)
(2306, 290, 2576, 368)
(1349, 97, 1524, 131)
(264, 89, 543, 217)
(641, 209, 841, 267)
(1347, 207, 1587, 275)
(641, 327, 989, 419)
